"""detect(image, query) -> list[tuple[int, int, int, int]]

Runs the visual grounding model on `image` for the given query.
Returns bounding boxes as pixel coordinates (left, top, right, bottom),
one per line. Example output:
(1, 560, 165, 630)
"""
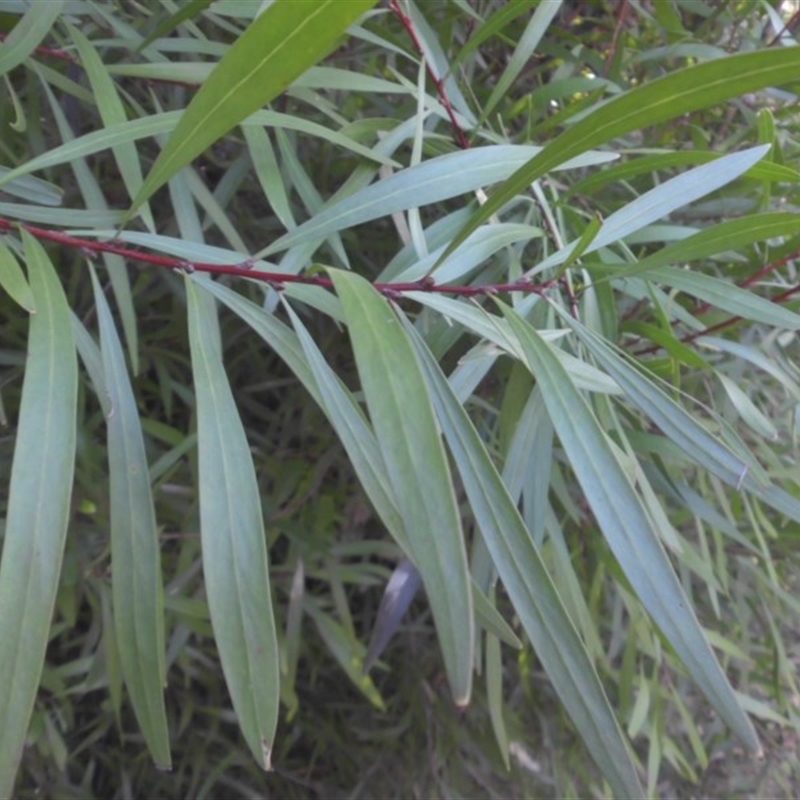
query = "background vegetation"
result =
(2, 0, 800, 797)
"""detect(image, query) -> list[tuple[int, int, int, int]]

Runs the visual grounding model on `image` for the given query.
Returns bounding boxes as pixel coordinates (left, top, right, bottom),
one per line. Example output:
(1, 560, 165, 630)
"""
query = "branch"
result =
(0, 216, 553, 299)
(388, 0, 471, 150)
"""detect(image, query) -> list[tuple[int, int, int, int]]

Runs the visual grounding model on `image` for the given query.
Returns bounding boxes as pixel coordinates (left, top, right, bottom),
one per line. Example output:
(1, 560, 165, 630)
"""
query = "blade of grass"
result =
(0, 0, 63, 76)
(137, 0, 214, 51)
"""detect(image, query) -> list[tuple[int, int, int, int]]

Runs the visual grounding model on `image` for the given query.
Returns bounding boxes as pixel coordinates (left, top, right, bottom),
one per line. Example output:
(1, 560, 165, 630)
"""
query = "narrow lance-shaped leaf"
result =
(69, 25, 155, 232)
(0, 238, 35, 312)
(137, 0, 214, 51)
(439, 47, 800, 265)
(635, 265, 800, 330)
(196, 280, 407, 550)
(399, 313, 644, 799)
(0, 0, 63, 76)
(185, 278, 279, 769)
(597, 212, 800, 281)
(535, 146, 770, 274)
(127, 0, 379, 218)
(0, 230, 77, 798)
(555, 311, 754, 487)
(498, 301, 761, 753)
(262, 146, 617, 257)
(330, 269, 474, 705)
(90, 267, 170, 769)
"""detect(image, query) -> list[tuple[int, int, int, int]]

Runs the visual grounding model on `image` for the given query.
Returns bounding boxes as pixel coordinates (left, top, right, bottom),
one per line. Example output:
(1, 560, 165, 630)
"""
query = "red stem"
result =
(631, 248, 800, 355)
(388, 0, 471, 150)
(3, 217, 796, 338)
(0, 216, 552, 298)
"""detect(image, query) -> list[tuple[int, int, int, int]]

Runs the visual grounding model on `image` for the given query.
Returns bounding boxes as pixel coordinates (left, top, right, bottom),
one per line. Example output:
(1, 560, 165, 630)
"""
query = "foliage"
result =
(1, 0, 800, 797)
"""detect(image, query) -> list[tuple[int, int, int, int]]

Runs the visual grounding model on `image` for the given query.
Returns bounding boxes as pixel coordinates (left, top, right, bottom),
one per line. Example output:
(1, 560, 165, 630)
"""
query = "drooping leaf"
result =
(185, 278, 279, 769)
(0, 230, 77, 797)
(90, 267, 170, 768)
(330, 269, 474, 705)
(498, 300, 760, 753)
(399, 313, 644, 799)
(196, 279, 406, 550)
(69, 25, 155, 232)
(0, 238, 34, 312)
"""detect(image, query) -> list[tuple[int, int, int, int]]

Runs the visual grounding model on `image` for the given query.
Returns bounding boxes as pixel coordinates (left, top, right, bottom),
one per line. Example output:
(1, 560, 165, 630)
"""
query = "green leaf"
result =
(498, 301, 761, 753)
(634, 266, 800, 330)
(90, 268, 170, 768)
(69, 25, 155, 231)
(486, 620, 510, 770)
(37, 71, 140, 375)
(399, 313, 643, 798)
(127, 0, 379, 219)
(568, 151, 800, 198)
(262, 145, 617, 256)
(137, 0, 214, 52)
(597, 212, 800, 280)
(0, 229, 77, 798)
(0, 167, 62, 206)
(0, 0, 63, 76)
(535, 146, 771, 274)
(330, 269, 474, 705)
(624, 321, 711, 369)
(481, 0, 561, 121)
(280, 299, 407, 548)
(0, 237, 34, 312)
(70, 310, 111, 417)
(716, 372, 778, 440)
(304, 601, 385, 710)
(194, 279, 407, 552)
(451, 0, 538, 67)
(472, 581, 523, 650)
(185, 278, 279, 769)
(562, 317, 750, 488)
(439, 47, 800, 265)
(0, 112, 181, 190)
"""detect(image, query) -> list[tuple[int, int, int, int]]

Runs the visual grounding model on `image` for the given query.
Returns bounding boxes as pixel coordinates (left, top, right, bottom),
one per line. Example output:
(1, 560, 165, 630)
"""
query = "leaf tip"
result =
(261, 741, 273, 772)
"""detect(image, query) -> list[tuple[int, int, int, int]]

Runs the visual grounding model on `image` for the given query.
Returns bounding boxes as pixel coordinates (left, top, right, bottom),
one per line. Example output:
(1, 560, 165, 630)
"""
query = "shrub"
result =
(1, 1, 800, 797)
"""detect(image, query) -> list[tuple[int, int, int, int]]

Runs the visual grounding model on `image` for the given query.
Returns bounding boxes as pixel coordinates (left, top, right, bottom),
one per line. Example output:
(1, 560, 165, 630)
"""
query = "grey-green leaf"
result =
(399, 314, 644, 799)
(185, 278, 279, 769)
(0, 230, 77, 798)
(91, 268, 171, 768)
(440, 47, 800, 265)
(330, 269, 474, 705)
(499, 301, 760, 753)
